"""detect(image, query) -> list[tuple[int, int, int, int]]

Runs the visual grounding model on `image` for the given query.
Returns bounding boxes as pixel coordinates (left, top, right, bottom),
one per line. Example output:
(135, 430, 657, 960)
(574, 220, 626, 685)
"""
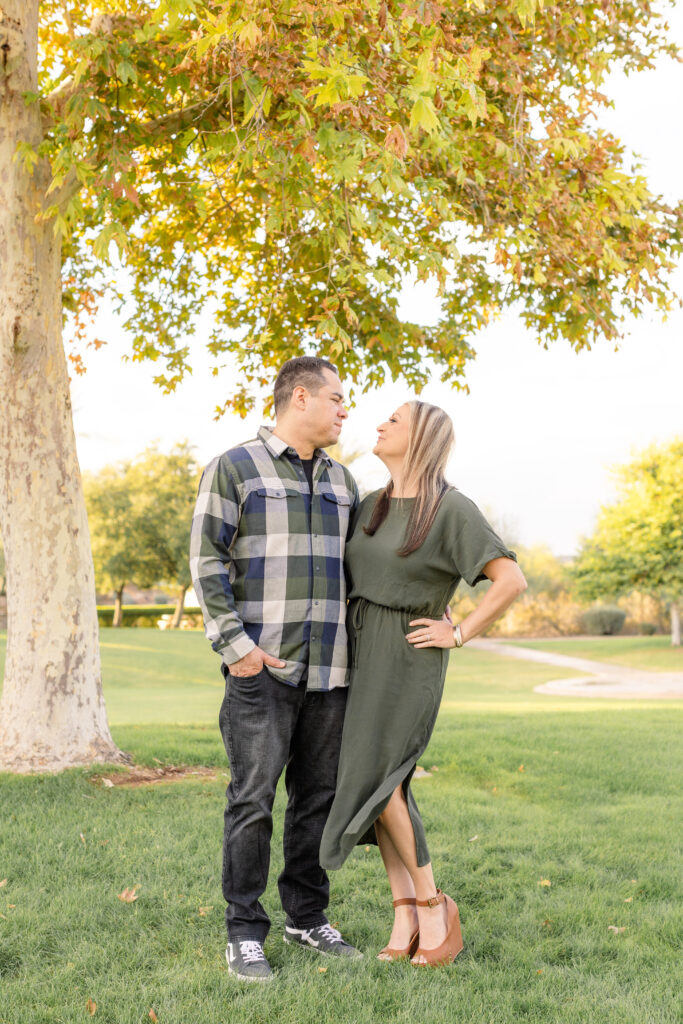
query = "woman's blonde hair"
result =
(363, 400, 455, 555)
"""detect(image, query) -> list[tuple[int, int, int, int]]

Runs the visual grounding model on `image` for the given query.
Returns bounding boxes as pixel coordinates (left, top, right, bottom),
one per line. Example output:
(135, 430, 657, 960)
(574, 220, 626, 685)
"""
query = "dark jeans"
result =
(218, 664, 347, 943)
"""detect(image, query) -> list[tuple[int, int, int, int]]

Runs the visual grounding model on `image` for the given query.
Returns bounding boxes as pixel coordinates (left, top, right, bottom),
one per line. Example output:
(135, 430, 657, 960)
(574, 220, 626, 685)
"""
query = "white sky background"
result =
(71, 9, 683, 558)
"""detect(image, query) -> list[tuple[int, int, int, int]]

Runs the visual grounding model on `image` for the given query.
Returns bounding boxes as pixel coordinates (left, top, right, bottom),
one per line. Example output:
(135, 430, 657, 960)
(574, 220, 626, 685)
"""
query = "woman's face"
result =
(374, 403, 411, 459)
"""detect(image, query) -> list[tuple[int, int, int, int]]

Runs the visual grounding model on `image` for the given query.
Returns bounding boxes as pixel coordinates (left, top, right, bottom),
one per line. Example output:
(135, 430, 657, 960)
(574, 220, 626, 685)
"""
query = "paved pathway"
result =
(468, 638, 683, 699)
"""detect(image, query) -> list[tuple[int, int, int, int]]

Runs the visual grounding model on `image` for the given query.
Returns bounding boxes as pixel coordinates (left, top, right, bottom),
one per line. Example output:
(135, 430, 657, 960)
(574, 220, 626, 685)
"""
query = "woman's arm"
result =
(458, 557, 527, 644)
(407, 557, 527, 649)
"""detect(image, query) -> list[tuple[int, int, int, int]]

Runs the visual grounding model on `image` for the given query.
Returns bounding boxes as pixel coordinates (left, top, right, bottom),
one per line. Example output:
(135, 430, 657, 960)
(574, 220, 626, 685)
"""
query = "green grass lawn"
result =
(506, 635, 683, 673)
(1, 631, 681, 1024)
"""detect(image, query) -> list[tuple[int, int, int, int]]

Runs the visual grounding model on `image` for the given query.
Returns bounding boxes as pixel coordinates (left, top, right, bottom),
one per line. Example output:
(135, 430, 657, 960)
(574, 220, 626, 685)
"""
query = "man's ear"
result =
(291, 385, 308, 409)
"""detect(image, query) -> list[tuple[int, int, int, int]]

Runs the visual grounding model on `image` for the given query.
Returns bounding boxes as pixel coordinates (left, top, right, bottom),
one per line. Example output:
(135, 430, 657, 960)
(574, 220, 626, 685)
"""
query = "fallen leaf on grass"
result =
(624, 897, 633, 903)
(80, 833, 86, 845)
(318, 967, 327, 973)
(118, 886, 139, 903)
(429, 765, 439, 771)
(518, 764, 525, 772)
(538, 879, 551, 887)
(149, 1011, 158, 1022)
(542, 919, 552, 929)
(86, 998, 97, 1015)
(608, 925, 626, 934)
(8, 904, 15, 908)
(364, 846, 371, 852)
(198, 906, 213, 916)
(0, 879, 7, 888)
(468, 835, 479, 843)
(492, 787, 497, 793)
(630, 879, 637, 884)
(102, 778, 114, 788)
(536, 969, 543, 974)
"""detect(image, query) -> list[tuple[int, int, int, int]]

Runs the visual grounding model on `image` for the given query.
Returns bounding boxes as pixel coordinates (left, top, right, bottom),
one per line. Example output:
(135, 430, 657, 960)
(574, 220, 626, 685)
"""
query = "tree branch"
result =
(47, 95, 227, 209)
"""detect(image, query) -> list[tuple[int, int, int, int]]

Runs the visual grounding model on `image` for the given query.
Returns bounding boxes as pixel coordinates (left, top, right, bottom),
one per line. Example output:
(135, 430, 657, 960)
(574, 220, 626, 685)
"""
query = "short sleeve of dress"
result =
(445, 489, 517, 587)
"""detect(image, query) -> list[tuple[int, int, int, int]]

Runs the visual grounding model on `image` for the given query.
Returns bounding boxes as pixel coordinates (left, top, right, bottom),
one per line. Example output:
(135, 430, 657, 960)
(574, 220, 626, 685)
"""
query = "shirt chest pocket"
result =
(319, 490, 352, 531)
(252, 486, 296, 528)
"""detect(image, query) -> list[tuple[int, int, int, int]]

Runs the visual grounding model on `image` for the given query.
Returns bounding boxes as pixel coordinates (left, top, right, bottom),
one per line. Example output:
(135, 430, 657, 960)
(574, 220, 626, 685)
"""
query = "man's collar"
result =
(257, 425, 332, 465)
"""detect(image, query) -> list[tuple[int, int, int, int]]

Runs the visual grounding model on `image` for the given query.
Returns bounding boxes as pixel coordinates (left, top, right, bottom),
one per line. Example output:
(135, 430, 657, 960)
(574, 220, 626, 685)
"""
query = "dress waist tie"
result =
(350, 597, 369, 670)
(349, 597, 438, 669)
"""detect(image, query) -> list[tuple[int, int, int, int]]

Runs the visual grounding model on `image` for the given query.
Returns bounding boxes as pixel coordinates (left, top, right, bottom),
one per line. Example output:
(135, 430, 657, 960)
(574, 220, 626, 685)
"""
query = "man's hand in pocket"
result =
(226, 648, 287, 678)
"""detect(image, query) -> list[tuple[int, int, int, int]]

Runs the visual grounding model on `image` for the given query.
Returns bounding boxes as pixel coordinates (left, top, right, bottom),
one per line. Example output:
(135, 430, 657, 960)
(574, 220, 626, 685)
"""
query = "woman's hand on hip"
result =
(406, 617, 455, 649)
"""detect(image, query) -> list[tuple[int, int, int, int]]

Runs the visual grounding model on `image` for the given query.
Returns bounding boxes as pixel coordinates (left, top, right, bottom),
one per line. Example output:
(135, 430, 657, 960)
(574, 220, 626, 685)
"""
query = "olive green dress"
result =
(319, 487, 516, 870)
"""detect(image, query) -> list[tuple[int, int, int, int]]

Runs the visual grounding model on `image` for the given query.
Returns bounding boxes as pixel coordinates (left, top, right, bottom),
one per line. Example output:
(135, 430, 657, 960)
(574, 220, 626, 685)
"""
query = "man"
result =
(190, 356, 360, 982)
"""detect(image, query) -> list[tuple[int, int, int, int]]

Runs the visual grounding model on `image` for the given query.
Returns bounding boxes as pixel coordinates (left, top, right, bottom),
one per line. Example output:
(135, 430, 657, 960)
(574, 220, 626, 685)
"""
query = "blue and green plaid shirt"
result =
(190, 426, 359, 691)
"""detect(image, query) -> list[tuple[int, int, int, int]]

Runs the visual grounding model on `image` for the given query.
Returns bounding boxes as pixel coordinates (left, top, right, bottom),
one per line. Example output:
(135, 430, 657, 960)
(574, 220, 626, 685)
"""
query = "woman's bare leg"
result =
(375, 819, 418, 951)
(376, 784, 448, 955)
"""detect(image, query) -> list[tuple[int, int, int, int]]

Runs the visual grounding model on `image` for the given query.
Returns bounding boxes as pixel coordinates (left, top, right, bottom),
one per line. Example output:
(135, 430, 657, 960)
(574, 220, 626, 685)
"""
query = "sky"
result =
(70, 8, 683, 558)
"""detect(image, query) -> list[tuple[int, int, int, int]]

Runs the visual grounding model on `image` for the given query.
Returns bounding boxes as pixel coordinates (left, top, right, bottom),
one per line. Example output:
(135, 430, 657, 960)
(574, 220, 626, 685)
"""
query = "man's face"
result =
(304, 369, 348, 447)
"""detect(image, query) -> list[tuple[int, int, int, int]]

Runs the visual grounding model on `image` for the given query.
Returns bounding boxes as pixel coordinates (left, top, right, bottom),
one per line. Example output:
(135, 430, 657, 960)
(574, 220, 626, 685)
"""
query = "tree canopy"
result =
(33, 0, 682, 414)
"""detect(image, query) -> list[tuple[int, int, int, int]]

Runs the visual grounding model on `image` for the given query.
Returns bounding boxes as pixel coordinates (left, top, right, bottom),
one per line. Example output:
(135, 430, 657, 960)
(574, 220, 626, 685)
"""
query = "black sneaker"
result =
(225, 939, 274, 982)
(283, 922, 362, 958)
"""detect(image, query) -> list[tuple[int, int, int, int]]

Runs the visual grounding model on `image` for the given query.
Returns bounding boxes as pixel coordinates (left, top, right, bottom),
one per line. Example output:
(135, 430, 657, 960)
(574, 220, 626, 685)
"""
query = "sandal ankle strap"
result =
(392, 897, 417, 908)
(416, 888, 445, 908)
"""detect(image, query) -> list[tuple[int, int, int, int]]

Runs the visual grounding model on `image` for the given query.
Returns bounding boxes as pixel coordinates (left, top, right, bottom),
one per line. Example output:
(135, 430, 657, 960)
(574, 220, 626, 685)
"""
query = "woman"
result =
(319, 400, 526, 966)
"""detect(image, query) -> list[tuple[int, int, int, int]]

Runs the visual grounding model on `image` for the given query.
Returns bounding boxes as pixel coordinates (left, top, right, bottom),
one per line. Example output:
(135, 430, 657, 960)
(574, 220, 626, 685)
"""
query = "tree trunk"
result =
(171, 585, 187, 629)
(671, 601, 681, 647)
(0, 2, 125, 772)
(112, 587, 125, 628)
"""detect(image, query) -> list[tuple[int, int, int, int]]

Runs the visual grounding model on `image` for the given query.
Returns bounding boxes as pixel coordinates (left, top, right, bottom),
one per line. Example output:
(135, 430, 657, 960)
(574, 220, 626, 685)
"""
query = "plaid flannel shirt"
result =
(189, 425, 359, 691)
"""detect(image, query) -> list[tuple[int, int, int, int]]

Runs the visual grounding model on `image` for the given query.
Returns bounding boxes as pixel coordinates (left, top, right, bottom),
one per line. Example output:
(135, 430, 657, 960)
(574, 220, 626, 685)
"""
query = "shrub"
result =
(490, 592, 584, 638)
(638, 621, 658, 635)
(580, 605, 626, 635)
(96, 604, 201, 627)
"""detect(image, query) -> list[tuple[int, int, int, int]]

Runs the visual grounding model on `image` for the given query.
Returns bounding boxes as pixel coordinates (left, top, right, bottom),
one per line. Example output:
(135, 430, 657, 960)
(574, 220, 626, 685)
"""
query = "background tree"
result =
(1, 1, 681, 770)
(84, 444, 200, 627)
(124, 444, 201, 628)
(573, 439, 683, 645)
(84, 465, 159, 626)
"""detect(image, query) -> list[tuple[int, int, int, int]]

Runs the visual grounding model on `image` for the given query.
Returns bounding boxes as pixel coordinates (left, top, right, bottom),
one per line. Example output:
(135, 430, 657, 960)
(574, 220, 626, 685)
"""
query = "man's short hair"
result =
(273, 356, 338, 416)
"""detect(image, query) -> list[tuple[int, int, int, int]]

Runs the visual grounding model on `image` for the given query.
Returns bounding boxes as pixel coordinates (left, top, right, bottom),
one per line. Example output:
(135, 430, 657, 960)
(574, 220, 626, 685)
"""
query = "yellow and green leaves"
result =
(32, 0, 683, 411)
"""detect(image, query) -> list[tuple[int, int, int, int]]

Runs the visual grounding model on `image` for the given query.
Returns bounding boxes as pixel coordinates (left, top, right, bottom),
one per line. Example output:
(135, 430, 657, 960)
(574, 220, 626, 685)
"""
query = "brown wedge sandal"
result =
(377, 897, 420, 962)
(410, 889, 464, 967)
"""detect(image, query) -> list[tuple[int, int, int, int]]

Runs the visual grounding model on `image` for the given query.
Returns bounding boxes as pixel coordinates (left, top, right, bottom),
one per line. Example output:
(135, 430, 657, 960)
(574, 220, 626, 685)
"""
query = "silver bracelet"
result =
(453, 623, 463, 648)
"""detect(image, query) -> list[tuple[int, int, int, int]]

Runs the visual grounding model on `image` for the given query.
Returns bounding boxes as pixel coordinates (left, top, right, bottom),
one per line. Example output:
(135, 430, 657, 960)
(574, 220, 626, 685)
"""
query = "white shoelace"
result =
(239, 940, 266, 964)
(316, 923, 343, 944)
